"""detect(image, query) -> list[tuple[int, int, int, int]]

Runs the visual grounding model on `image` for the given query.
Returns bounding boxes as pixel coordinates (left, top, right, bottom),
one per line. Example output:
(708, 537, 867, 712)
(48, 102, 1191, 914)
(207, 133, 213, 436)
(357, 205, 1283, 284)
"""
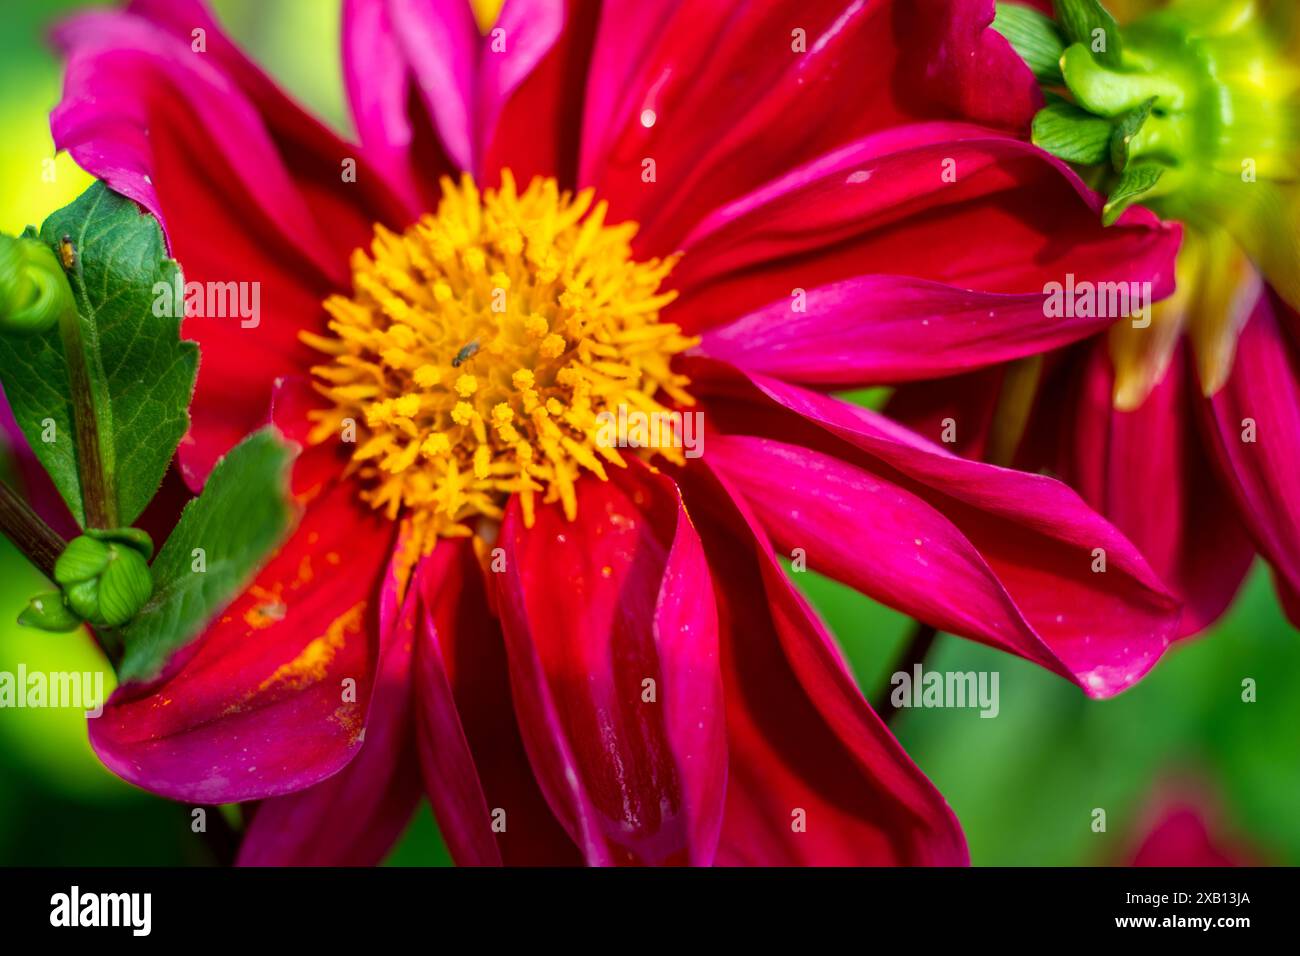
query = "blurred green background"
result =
(0, 0, 1295, 867)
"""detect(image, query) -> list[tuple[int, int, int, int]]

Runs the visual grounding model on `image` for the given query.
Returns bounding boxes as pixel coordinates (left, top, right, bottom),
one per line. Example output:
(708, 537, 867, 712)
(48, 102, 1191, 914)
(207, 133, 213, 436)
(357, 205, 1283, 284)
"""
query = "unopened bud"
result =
(17, 591, 82, 633)
(52, 530, 154, 629)
(0, 234, 74, 336)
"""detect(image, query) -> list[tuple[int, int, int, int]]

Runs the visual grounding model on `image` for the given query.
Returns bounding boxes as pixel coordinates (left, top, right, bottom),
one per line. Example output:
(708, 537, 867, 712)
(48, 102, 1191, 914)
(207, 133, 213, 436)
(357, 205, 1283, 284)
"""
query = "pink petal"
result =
(692, 360, 1181, 696)
(1128, 780, 1265, 867)
(55, 9, 359, 283)
(1057, 342, 1254, 637)
(368, 0, 566, 179)
(342, 0, 454, 213)
(89, 479, 397, 803)
(482, 0, 598, 185)
(677, 464, 967, 865)
(668, 124, 1179, 336)
(708, 434, 1080, 681)
(128, 0, 413, 226)
(700, 275, 1117, 386)
(384, 0, 479, 172)
(1201, 293, 1300, 626)
(0, 393, 81, 540)
(495, 466, 726, 865)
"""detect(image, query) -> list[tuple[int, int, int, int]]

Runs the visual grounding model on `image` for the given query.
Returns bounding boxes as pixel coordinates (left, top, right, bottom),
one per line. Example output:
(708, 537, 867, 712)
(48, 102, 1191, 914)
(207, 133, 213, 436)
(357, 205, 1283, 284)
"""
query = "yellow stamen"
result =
(305, 172, 696, 549)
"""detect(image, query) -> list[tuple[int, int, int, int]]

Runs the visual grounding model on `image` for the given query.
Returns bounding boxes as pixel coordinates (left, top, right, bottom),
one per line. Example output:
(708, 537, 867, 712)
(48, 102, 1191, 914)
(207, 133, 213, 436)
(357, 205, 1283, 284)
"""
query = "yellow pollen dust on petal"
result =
(304, 171, 696, 551)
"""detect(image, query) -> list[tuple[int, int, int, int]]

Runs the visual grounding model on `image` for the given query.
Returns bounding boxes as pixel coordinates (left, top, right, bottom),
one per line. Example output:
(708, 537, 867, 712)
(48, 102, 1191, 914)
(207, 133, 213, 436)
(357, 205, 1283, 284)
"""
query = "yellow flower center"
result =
(303, 172, 696, 548)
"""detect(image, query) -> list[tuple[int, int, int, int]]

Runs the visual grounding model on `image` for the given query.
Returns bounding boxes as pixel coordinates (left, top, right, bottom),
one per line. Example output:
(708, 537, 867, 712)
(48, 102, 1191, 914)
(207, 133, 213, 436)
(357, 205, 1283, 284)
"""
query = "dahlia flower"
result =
(895, 0, 1300, 636)
(47, 0, 1181, 865)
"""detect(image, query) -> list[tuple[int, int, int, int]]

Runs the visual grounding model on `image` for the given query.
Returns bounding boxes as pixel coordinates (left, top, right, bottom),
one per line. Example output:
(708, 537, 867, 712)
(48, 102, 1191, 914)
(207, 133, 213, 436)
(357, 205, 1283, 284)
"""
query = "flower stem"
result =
(57, 238, 116, 529)
(0, 478, 67, 579)
(875, 621, 939, 725)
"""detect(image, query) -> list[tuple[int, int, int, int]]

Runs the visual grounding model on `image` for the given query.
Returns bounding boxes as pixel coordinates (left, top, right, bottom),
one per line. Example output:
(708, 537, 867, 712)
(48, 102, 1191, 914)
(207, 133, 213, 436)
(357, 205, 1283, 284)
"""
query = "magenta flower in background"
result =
(42, 0, 1184, 865)
(1127, 778, 1267, 867)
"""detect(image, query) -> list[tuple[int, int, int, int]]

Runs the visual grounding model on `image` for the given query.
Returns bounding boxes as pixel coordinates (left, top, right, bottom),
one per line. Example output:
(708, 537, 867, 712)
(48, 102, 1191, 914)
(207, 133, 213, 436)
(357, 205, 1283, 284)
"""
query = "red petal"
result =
(667, 125, 1179, 336)
(677, 465, 967, 865)
(1200, 293, 1300, 627)
(414, 538, 582, 866)
(89, 478, 397, 803)
(884, 368, 1005, 461)
(1057, 342, 1254, 637)
(237, 541, 422, 865)
(495, 466, 726, 865)
(692, 360, 1181, 696)
(582, 0, 1038, 250)
(483, 0, 600, 187)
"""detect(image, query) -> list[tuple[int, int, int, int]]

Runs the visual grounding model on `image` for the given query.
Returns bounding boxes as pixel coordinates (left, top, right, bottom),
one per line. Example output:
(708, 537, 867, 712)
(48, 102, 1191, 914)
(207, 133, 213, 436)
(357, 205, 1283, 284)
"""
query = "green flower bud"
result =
(0, 233, 75, 336)
(64, 578, 103, 622)
(85, 526, 154, 561)
(54, 535, 112, 585)
(53, 530, 155, 629)
(17, 591, 82, 633)
(96, 550, 153, 627)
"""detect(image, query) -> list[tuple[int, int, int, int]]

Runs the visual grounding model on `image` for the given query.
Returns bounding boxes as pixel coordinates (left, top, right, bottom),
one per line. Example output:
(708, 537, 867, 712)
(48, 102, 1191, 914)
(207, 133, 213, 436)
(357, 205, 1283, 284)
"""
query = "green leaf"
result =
(1053, 0, 1122, 66)
(1032, 100, 1114, 165)
(1060, 43, 1184, 117)
(993, 3, 1066, 84)
(117, 428, 298, 684)
(1102, 161, 1166, 225)
(1109, 96, 1157, 171)
(0, 182, 198, 528)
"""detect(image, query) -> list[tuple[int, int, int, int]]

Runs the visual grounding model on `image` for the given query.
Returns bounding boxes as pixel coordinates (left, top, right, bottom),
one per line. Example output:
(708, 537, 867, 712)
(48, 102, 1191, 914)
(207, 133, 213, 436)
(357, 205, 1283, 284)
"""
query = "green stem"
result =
(56, 237, 116, 530)
(0, 482, 128, 669)
(0, 479, 67, 579)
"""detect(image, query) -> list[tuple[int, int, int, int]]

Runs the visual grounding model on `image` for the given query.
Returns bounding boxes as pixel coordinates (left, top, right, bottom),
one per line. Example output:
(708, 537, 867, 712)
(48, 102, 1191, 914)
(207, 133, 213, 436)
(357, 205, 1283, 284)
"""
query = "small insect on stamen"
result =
(58, 235, 77, 271)
(451, 339, 480, 368)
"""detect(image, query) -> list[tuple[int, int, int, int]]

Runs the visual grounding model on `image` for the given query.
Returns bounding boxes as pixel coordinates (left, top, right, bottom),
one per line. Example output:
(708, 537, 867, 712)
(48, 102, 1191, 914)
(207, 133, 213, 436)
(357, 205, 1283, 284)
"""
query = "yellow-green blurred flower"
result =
(1025, 0, 1300, 406)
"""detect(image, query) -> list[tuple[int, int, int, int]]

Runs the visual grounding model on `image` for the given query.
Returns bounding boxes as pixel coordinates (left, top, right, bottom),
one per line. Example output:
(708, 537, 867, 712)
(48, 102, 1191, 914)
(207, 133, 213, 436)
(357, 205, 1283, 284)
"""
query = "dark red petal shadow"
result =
(415, 537, 583, 866)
